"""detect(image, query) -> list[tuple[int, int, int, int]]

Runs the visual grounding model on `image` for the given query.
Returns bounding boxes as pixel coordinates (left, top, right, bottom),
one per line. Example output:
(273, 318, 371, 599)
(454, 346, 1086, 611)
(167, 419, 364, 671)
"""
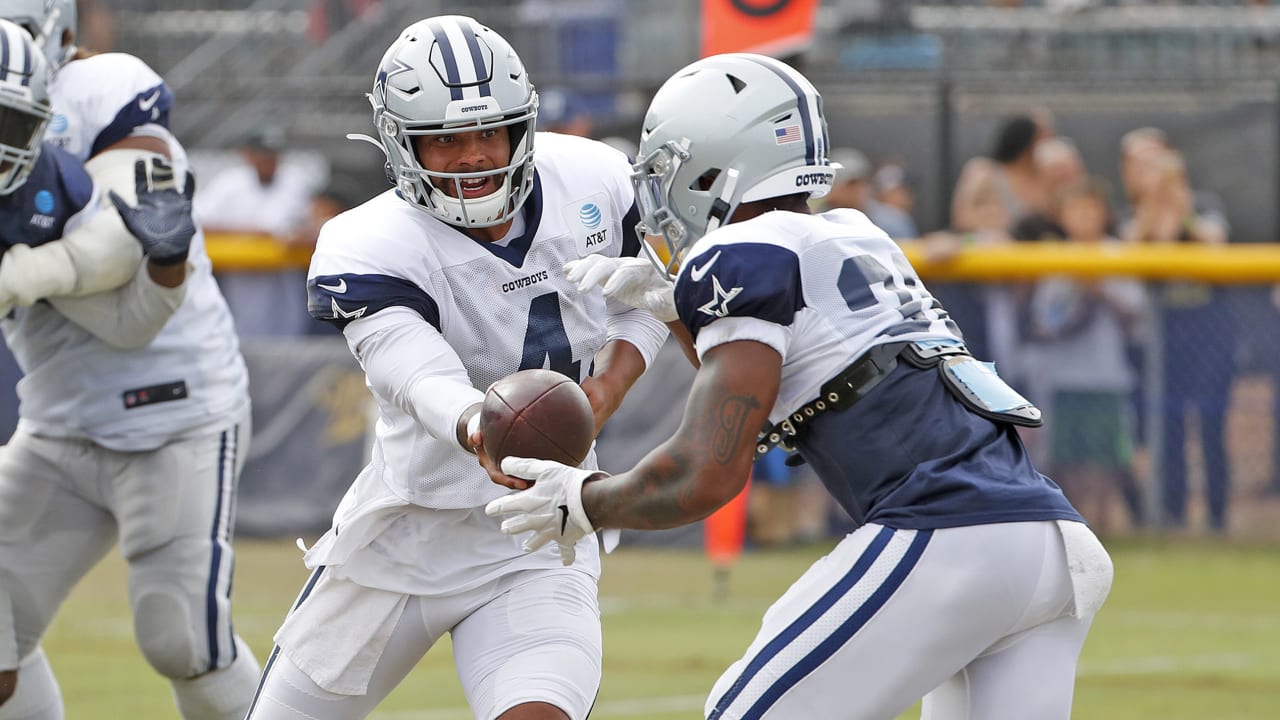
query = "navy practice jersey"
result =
(673, 208, 1082, 529)
(0, 142, 93, 250)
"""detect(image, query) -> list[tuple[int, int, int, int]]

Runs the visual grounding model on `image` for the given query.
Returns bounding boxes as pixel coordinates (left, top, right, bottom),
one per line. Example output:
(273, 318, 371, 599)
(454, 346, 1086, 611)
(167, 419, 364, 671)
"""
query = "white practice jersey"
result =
(310, 133, 653, 507)
(2, 53, 249, 451)
(304, 134, 664, 592)
(674, 208, 965, 425)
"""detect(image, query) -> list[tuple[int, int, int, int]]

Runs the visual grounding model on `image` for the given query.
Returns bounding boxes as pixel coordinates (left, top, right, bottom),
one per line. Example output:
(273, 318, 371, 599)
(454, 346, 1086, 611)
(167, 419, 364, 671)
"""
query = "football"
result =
(480, 369, 595, 467)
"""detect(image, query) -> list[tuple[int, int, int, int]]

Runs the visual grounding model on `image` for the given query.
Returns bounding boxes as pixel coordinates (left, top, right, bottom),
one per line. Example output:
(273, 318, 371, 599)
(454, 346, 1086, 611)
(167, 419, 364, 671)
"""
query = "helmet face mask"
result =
(367, 16, 537, 228)
(0, 19, 51, 196)
(0, 0, 76, 71)
(632, 53, 836, 279)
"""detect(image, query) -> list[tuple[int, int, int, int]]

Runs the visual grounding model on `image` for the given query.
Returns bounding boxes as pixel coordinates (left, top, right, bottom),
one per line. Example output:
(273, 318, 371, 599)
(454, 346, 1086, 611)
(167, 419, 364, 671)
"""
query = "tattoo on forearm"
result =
(585, 391, 762, 531)
(712, 394, 758, 464)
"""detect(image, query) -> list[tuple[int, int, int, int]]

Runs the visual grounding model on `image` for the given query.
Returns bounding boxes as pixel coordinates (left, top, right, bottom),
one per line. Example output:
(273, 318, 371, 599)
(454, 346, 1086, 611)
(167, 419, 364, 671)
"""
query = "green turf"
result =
(41, 536, 1280, 719)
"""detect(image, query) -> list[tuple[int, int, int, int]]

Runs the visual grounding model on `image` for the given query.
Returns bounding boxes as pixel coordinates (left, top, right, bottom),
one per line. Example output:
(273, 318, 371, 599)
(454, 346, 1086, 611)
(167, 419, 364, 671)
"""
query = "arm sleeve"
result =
(344, 306, 484, 446)
(603, 298, 669, 369)
(46, 259, 190, 350)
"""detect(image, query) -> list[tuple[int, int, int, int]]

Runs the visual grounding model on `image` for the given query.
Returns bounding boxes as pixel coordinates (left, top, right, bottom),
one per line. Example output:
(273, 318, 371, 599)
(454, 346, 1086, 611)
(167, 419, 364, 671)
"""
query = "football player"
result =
(0, 0, 188, 313)
(0, 7, 262, 719)
(245, 15, 667, 720)
(487, 53, 1115, 719)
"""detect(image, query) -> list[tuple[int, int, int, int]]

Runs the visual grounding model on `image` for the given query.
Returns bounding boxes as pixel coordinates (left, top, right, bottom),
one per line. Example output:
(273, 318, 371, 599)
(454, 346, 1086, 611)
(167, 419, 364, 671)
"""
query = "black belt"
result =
(755, 340, 970, 458)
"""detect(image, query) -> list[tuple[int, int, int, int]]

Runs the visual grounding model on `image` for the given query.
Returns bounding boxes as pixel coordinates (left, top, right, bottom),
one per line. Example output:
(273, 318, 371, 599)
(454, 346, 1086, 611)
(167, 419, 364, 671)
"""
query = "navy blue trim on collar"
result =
(466, 170, 543, 268)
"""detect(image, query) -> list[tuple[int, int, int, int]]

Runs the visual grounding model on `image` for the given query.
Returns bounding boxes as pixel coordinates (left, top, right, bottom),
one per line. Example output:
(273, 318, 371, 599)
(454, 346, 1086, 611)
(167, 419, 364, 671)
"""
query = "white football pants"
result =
(0, 408, 259, 719)
(706, 520, 1113, 720)
(245, 566, 602, 720)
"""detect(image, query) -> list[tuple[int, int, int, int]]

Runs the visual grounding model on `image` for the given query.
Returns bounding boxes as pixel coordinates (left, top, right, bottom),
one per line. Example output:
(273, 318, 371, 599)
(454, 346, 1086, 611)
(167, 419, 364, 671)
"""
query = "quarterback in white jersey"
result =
(488, 54, 1114, 720)
(0, 7, 262, 720)
(245, 16, 667, 720)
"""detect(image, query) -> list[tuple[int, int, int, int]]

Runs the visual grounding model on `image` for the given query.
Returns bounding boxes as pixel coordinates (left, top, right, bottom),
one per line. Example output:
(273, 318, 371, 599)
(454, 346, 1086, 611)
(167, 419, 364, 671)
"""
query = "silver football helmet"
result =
(362, 15, 537, 228)
(0, 19, 51, 195)
(0, 0, 76, 71)
(632, 53, 835, 278)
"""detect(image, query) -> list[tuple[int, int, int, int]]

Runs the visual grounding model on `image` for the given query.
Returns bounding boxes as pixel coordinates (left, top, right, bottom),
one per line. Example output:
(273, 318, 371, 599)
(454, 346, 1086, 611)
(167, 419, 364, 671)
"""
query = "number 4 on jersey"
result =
(520, 292, 581, 379)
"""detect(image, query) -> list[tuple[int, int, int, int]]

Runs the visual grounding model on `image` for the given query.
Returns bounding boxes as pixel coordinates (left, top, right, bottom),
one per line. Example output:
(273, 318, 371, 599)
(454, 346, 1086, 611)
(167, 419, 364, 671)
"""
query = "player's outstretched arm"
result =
(45, 159, 197, 349)
(489, 339, 780, 536)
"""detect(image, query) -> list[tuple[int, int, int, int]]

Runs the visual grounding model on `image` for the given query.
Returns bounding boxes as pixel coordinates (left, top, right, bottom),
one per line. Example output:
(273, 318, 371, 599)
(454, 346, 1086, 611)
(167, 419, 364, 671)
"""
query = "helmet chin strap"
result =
(705, 167, 740, 234)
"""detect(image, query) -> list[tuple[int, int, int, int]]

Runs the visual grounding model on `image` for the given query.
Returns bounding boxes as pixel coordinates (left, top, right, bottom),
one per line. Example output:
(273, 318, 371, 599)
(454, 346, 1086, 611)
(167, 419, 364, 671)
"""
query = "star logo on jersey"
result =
(330, 297, 367, 321)
(697, 275, 743, 318)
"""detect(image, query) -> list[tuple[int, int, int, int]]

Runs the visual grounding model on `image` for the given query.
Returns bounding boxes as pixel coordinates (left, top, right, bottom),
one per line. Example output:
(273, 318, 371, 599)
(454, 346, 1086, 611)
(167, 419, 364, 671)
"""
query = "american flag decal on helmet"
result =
(774, 125, 802, 145)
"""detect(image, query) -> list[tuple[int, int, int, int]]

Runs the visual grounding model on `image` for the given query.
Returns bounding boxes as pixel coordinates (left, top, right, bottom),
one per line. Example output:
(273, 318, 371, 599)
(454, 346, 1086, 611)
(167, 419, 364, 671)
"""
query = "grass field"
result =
(41, 536, 1280, 719)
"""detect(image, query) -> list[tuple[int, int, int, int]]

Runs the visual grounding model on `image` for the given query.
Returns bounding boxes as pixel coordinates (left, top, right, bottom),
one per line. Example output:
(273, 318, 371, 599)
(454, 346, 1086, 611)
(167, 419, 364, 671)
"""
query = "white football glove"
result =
(564, 255, 678, 322)
(484, 457, 604, 566)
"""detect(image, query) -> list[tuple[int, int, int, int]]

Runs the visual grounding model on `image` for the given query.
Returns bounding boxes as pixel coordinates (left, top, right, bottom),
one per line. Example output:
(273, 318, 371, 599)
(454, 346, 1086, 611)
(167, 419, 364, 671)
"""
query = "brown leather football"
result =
(480, 369, 595, 467)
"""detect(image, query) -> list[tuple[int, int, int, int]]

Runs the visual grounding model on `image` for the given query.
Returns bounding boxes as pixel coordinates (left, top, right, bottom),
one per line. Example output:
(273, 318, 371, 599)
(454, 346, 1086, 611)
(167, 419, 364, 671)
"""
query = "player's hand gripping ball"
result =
(480, 369, 595, 468)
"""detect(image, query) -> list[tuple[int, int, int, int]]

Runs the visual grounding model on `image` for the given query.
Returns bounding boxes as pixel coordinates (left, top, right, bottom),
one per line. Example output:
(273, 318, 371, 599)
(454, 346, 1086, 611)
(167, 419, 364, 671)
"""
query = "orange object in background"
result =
(700, 0, 819, 58)
(705, 475, 750, 567)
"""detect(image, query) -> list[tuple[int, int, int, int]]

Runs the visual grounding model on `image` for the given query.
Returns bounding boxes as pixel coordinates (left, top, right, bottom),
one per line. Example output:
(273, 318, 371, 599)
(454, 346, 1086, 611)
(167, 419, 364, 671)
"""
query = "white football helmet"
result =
(0, 0, 76, 71)
(0, 19, 51, 195)
(632, 53, 835, 278)
(363, 15, 537, 228)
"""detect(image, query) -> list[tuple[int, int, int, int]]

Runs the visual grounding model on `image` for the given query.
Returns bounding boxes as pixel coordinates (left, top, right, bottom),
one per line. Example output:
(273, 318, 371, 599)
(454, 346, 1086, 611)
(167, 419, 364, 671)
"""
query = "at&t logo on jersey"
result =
(29, 189, 55, 229)
(569, 196, 611, 254)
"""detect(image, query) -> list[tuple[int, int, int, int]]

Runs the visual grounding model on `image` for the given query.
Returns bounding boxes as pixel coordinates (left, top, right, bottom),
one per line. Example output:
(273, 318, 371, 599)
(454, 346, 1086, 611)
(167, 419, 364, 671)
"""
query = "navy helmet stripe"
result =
(743, 529, 932, 719)
(742, 55, 817, 165)
(457, 21, 491, 98)
(0, 25, 10, 84)
(426, 20, 464, 101)
(18, 29, 29, 86)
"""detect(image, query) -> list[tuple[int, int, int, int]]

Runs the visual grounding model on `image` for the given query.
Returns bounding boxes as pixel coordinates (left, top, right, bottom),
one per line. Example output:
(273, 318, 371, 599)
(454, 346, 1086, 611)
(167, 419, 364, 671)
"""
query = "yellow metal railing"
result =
(205, 234, 1280, 283)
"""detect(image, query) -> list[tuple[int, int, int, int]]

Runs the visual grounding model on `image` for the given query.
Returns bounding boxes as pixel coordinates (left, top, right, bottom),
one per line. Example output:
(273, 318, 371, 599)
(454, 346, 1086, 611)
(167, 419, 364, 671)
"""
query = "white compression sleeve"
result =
(344, 306, 485, 448)
(46, 258, 190, 350)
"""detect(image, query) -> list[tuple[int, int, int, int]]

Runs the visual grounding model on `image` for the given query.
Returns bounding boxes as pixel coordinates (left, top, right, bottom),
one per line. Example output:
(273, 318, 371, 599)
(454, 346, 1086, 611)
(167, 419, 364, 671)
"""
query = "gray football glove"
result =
(109, 159, 197, 267)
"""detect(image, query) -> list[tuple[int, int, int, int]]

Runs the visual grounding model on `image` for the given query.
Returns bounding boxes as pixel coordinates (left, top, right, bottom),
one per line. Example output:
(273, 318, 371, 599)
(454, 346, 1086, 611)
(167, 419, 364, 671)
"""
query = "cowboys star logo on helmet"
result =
(349, 15, 538, 230)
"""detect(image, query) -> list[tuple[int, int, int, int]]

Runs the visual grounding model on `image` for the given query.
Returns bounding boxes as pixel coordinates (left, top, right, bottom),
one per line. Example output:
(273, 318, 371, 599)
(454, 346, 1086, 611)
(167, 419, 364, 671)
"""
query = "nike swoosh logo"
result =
(318, 279, 347, 293)
(689, 250, 721, 282)
(558, 504, 570, 535)
(138, 90, 161, 112)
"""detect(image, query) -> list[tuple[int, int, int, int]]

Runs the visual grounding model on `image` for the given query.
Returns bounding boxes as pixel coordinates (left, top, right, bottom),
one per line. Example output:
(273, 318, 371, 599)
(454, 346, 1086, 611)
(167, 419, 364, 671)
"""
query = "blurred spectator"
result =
(951, 111, 1054, 232)
(1022, 178, 1148, 535)
(945, 112, 1054, 393)
(195, 124, 319, 338)
(1011, 136, 1087, 243)
(820, 148, 919, 240)
(538, 87, 595, 137)
(1117, 130, 1234, 533)
(821, 147, 873, 212)
(869, 162, 920, 240)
